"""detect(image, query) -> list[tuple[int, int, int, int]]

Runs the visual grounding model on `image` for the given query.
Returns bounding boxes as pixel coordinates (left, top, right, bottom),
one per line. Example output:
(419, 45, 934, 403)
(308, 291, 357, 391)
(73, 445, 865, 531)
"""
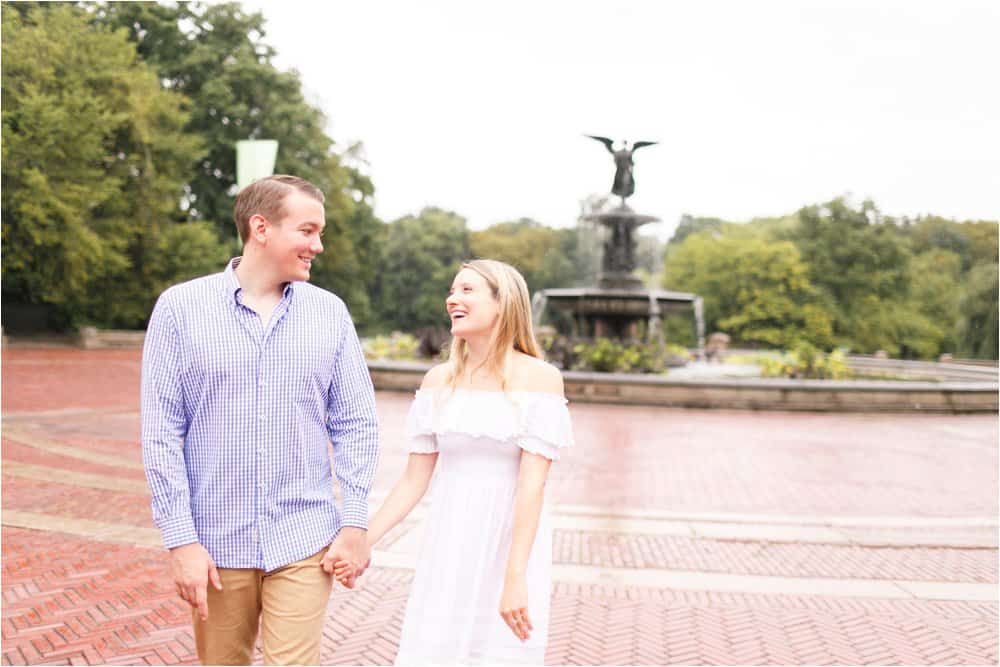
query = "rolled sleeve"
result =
(326, 305, 380, 531)
(140, 296, 197, 550)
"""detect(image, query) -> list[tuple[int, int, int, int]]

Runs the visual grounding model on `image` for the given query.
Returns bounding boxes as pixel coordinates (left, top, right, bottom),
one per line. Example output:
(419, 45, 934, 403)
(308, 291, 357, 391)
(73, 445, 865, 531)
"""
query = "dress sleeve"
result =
(516, 395, 575, 461)
(404, 390, 438, 454)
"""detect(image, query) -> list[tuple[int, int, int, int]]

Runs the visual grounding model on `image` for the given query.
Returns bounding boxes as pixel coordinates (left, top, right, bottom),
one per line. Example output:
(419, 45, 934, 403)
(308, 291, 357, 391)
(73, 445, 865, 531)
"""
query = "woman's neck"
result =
(463, 335, 490, 371)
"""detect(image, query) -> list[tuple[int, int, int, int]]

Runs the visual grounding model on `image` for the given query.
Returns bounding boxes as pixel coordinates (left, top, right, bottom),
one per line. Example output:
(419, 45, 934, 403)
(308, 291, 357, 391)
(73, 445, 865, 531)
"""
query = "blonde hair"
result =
(446, 259, 542, 393)
(233, 175, 324, 244)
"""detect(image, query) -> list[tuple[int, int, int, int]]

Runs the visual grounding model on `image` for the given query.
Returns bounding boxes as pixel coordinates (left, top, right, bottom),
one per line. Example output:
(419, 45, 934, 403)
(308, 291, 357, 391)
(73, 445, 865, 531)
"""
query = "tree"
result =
(662, 234, 834, 348)
(668, 215, 727, 246)
(375, 208, 470, 332)
(2, 4, 214, 328)
(92, 2, 381, 325)
(782, 198, 915, 352)
(470, 219, 576, 295)
(905, 250, 962, 356)
(956, 263, 999, 359)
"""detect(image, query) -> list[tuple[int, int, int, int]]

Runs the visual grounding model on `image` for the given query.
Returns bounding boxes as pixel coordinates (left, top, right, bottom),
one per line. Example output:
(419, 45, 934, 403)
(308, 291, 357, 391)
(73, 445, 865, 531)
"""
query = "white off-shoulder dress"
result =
(393, 388, 574, 666)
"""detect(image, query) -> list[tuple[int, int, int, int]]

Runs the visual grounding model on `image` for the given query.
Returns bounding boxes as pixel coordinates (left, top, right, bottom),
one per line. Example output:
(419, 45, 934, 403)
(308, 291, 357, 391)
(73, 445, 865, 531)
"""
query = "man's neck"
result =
(233, 252, 286, 301)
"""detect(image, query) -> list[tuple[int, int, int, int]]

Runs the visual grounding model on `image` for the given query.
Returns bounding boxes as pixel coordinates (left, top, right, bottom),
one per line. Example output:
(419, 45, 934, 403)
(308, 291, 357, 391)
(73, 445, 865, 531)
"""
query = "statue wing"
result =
(585, 135, 615, 153)
(632, 141, 658, 151)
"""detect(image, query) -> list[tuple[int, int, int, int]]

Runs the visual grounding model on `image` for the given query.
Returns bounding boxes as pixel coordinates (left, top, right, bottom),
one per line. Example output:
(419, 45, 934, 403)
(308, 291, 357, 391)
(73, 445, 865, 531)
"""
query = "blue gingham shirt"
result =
(141, 258, 380, 572)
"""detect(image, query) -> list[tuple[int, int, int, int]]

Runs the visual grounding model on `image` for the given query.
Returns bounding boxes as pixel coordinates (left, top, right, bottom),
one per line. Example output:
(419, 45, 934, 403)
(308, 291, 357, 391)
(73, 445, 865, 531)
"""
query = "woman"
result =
(336, 259, 573, 665)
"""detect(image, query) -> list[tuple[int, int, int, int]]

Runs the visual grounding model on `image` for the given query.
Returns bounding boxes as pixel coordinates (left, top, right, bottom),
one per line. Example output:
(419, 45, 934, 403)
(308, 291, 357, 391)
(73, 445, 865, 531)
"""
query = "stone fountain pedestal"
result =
(535, 203, 704, 349)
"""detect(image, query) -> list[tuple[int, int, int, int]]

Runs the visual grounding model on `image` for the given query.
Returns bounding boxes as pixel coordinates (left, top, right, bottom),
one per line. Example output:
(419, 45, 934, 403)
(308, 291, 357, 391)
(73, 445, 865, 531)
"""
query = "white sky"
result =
(239, 0, 999, 239)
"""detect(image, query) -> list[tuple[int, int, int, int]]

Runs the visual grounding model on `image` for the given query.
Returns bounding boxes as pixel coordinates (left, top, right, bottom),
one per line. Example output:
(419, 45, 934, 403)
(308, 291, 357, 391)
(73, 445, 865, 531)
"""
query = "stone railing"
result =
(77, 326, 146, 350)
(366, 360, 997, 414)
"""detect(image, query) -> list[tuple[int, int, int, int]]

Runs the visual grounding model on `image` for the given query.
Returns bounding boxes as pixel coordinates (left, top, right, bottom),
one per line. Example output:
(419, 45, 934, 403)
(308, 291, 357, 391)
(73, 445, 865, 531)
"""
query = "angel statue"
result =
(585, 135, 658, 201)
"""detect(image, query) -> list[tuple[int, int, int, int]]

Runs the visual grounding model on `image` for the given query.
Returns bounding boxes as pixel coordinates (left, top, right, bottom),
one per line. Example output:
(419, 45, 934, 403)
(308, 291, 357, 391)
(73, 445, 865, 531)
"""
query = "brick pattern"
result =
(4, 529, 996, 666)
(5, 348, 998, 518)
(553, 531, 999, 583)
(3, 348, 998, 665)
(2, 477, 153, 528)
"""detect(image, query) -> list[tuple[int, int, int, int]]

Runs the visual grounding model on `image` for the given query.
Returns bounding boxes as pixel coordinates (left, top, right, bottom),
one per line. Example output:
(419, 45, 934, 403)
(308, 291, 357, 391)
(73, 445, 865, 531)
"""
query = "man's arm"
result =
(320, 304, 381, 584)
(141, 296, 220, 619)
(141, 296, 196, 547)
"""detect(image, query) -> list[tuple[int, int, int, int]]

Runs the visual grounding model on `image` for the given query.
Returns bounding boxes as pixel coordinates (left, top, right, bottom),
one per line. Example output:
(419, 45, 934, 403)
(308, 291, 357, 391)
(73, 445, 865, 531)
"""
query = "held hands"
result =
(170, 542, 222, 621)
(320, 527, 371, 589)
(499, 573, 533, 642)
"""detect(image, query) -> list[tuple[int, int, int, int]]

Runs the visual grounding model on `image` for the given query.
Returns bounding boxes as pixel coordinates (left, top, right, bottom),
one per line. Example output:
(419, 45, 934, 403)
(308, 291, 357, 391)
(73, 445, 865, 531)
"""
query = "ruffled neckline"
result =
(406, 386, 574, 459)
(417, 387, 566, 398)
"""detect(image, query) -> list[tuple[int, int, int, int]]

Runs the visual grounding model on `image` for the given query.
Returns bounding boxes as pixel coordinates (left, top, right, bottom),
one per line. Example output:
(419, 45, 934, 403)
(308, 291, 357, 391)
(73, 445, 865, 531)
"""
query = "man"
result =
(141, 175, 379, 665)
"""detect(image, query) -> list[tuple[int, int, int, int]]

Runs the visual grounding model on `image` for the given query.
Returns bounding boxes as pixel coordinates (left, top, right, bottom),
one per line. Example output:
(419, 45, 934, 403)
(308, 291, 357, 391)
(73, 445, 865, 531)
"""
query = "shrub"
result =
(363, 332, 420, 361)
(571, 338, 671, 374)
(754, 342, 853, 379)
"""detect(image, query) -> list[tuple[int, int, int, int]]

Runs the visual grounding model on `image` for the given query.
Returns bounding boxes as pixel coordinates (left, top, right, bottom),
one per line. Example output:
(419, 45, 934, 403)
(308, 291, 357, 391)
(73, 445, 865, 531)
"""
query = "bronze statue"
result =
(586, 135, 658, 200)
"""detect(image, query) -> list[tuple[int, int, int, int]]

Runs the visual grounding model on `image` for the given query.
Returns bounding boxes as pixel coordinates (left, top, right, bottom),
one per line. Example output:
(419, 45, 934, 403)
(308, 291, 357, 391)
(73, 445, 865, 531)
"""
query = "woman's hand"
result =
(499, 574, 533, 642)
(332, 559, 355, 587)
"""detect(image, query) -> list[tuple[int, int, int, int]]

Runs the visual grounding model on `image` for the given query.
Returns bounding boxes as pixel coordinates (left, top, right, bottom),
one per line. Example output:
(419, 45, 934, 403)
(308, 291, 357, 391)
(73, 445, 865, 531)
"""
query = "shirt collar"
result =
(222, 257, 295, 305)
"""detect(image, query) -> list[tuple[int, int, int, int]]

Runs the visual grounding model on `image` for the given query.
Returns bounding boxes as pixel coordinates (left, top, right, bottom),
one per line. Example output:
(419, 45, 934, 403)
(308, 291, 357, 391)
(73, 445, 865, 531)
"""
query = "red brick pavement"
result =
(3, 348, 998, 665)
(552, 531, 999, 583)
(4, 527, 997, 666)
(2, 351, 141, 414)
(4, 348, 997, 517)
(1, 441, 145, 482)
(2, 477, 153, 528)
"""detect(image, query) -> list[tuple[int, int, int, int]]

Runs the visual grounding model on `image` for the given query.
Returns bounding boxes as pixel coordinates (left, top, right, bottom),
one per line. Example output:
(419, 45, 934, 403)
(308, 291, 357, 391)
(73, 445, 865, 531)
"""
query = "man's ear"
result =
(249, 214, 268, 245)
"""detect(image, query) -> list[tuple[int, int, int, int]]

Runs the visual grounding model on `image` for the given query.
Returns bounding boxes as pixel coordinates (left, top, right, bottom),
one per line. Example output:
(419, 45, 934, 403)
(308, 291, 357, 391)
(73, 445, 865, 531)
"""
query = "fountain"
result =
(535, 136, 704, 350)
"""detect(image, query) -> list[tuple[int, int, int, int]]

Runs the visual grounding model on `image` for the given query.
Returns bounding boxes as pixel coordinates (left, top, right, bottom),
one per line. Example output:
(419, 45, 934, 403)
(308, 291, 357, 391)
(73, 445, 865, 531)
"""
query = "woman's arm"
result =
(499, 451, 552, 641)
(334, 452, 437, 586)
(368, 452, 438, 547)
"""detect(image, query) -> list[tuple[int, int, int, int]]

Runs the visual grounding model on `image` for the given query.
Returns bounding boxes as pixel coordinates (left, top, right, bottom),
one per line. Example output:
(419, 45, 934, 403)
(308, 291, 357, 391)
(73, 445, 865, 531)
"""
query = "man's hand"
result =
(170, 543, 222, 621)
(321, 527, 370, 588)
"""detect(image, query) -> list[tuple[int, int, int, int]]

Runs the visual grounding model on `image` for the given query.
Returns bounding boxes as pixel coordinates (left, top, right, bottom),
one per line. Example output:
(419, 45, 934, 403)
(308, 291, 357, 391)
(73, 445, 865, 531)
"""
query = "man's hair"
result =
(233, 175, 325, 244)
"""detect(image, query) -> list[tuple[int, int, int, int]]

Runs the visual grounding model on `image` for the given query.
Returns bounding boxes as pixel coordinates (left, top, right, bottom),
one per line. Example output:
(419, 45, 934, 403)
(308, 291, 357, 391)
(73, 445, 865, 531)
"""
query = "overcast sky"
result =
(239, 0, 999, 239)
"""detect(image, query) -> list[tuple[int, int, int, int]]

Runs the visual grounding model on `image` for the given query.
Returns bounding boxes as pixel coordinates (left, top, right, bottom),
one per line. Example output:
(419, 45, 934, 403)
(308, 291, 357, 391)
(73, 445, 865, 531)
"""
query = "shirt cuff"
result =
(340, 497, 370, 531)
(157, 513, 199, 550)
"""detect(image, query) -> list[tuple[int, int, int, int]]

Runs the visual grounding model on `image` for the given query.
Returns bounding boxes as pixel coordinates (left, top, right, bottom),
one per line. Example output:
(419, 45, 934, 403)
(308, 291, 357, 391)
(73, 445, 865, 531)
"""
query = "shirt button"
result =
(251, 528, 259, 542)
(259, 481, 266, 491)
(258, 413, 266, 421)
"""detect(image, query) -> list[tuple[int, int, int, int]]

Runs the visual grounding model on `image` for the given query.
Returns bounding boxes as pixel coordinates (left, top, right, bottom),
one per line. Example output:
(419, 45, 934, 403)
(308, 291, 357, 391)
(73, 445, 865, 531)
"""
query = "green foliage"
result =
(662, 234, 834, 348)
(956, 262, 999, 359)
(93, 1, 382, 327)
(363, 333, 420, 362)
(788, 199, 911, 312)
(753, 343, 853, 380)
(669, 215, 727, 246)
(570, 338, 671, 374)
(664, 198, 997, 360)
(905, 216, 999, 272)
(469, 219, 576, 295)
(374, 208, 470, 332)
(2, 4, 206, 327)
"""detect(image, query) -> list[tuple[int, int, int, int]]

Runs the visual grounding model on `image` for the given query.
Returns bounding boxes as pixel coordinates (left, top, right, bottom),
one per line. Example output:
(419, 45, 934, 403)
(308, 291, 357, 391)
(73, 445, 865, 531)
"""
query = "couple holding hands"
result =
(141, 175, 573, 665)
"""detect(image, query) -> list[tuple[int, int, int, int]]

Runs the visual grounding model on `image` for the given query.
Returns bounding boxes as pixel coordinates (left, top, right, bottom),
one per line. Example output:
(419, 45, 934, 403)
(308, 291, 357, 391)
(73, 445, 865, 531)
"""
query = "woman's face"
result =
(446, 268, 499, 339)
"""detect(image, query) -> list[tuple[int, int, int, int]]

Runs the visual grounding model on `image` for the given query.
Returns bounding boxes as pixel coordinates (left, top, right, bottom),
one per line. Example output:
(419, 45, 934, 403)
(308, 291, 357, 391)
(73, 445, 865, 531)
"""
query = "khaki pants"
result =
(193, 549, 332, 665)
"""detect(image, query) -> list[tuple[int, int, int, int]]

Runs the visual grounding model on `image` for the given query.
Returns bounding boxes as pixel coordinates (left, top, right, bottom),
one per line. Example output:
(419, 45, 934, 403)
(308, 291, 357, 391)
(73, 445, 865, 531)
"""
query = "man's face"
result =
(262, 191, 326, 282)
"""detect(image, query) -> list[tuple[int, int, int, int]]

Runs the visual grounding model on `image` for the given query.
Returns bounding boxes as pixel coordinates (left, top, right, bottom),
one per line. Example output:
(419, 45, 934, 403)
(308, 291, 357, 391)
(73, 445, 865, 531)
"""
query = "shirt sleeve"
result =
(140, 295, 198, 549)
(326, 304, 381, 531)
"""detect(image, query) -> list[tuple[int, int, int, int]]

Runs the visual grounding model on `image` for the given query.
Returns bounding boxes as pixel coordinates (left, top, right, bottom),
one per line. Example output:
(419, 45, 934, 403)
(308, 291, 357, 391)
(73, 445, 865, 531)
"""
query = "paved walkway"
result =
(2, 349, 997, 665)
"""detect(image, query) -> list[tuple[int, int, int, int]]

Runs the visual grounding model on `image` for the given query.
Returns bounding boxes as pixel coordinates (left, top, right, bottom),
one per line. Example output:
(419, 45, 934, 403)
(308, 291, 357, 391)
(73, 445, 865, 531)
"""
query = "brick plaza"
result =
(2, 348, 997, 665)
